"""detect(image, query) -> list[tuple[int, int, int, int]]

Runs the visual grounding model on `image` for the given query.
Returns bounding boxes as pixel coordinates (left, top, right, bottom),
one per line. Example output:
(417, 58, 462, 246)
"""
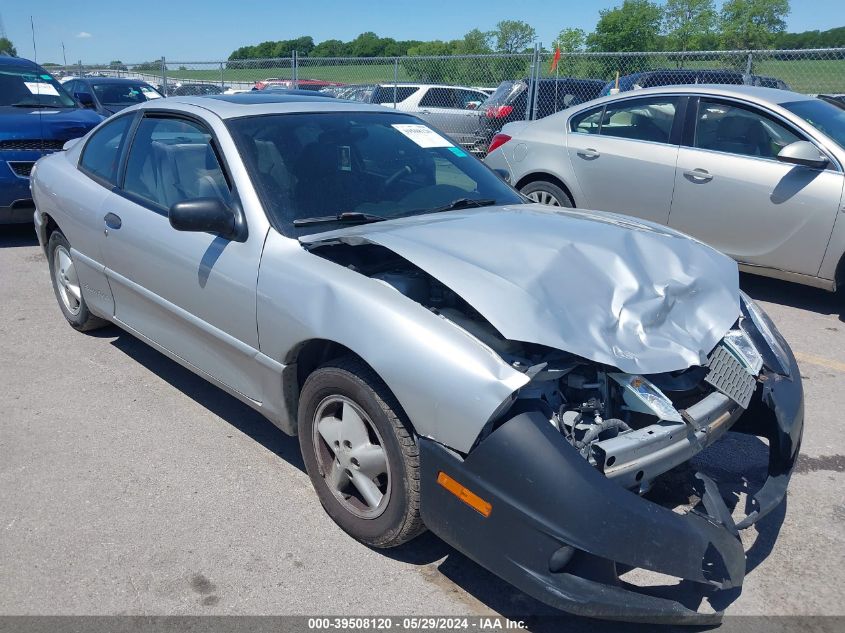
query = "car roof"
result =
(0, 56, 45, 71)
(79, 77, 152, 85)
(145, 92, 407, 119)
(581, 84, 812, 108)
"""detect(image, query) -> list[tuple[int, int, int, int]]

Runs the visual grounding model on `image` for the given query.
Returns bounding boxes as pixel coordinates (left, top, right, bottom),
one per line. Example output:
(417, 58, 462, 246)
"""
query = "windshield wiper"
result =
(392, 197, 498, 219)
(11, 101, 71, 108)
(293, 211, 387, 227)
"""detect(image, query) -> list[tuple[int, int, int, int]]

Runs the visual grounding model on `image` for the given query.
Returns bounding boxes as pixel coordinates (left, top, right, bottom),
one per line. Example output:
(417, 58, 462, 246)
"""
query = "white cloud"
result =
(75, 31, 92, 39)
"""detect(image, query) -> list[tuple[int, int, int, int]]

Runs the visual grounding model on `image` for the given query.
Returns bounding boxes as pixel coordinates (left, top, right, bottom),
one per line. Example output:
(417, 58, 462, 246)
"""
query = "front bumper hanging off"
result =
(418, 355, 803, 624)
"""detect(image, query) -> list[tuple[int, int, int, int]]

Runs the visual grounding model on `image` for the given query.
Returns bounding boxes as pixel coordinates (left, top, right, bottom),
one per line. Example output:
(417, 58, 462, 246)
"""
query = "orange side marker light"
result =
(437, 471, 492, 517)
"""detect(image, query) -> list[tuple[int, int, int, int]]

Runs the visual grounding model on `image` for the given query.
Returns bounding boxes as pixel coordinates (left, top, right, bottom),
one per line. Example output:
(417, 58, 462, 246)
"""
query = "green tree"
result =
(491, 20, 536, 53)
(720, 0, 790, 50)
(587, 0, 664, 52)
(311, 39, 347, 57)
(0, 37, 16, 57)
(663, 0, 717, 52)
(454, 29, 493, 55)
(554, 27, 586, 52)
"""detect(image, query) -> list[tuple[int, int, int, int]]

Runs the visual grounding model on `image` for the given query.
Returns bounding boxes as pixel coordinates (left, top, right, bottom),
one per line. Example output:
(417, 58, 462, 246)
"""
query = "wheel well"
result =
(836, 252, 845, 293)
(280, 339, 358, 434)
(42, 213, 60, 252)
(514, 172, 575, 207)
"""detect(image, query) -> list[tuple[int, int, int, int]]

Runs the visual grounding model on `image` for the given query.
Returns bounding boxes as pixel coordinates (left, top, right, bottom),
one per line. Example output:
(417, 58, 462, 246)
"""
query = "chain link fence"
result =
(53, 47, 845, 153)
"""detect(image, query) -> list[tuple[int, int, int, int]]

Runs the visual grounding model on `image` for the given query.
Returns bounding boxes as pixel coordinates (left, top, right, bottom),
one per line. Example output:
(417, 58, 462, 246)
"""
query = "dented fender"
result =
(256, 229, 529, 451)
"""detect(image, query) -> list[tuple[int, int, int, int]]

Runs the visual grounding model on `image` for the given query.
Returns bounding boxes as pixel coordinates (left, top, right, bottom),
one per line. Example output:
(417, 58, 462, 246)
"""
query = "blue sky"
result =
(4, 0, 844, 64)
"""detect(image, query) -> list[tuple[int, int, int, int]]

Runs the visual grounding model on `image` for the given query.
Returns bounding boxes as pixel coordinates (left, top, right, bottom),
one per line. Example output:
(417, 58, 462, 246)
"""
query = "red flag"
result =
(550, 47, 561, 72)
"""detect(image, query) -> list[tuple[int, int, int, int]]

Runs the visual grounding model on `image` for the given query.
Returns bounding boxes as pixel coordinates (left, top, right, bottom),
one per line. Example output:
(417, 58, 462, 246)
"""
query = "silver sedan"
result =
(485, 85, 845, 291)
(31, 93, 803, 623)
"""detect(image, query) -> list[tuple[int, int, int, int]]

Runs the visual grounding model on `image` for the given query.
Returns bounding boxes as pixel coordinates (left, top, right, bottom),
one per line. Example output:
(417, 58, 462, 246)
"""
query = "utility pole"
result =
(62, 42, 67, 68)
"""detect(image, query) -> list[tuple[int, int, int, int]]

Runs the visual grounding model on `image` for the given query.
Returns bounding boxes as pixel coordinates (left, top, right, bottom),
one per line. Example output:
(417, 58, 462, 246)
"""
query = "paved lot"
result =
(1, 224, 844, 629)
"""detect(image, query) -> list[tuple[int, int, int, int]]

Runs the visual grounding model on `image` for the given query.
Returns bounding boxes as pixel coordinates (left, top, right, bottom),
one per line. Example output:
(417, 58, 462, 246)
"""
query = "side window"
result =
(122, 116, 232, 210)
(79, 114, 133, 184)
(600, 97, 679, 144)
(457, 90, 485, 109)
(419, 88, 453, 108)
(694, 100, 802, 159)
(570, 107, 604, 134)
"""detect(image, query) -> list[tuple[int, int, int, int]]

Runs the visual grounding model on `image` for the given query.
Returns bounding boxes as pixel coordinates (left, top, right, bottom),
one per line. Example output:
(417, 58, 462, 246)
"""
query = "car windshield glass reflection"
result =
(782, 98, 845, 150)
(0, 68, 76, 108)
(92, 83, 159, 106)
(227, 112, 523, 235)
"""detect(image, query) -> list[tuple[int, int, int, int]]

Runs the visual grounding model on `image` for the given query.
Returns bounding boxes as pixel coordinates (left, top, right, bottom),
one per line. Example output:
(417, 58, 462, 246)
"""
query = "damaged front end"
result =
(417, 298, 802, 624)
(300, 207, 803, 623)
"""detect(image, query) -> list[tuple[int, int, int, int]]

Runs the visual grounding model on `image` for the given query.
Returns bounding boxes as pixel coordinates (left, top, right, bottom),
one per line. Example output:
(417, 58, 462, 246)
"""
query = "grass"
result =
(154, 57, 845, 94)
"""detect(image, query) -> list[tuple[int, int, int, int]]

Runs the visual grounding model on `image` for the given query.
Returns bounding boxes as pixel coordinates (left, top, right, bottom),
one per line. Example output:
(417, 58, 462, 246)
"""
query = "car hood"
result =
(0, 106, 102, 142)
(300, 205, 740, 374)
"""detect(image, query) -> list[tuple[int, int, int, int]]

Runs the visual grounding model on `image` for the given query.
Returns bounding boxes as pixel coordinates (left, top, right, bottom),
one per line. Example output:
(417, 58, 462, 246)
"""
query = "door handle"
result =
(104, 212, 122, 229)
(683, 168, 713, 182)
(419, 109, 431, 115)
(577, 148, 600, 159)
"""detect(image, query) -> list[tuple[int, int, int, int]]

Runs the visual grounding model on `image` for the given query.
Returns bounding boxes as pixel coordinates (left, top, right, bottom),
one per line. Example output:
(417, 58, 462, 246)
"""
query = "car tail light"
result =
(487, 134, 512, 154)
(485, 104, 514, 119)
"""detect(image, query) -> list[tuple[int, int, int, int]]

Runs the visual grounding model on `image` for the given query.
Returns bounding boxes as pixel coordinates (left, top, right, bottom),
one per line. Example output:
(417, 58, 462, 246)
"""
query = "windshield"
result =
(227, 111, 523, 235)
(92, 83, 162, 106)
(0, 67, 76, 107)
(781, 98, 845, 149)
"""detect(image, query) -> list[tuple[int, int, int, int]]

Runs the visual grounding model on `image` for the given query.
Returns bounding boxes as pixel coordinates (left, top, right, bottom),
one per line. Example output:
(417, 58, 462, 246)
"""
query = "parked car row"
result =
(26, 86, 806, 624)
(484, 84, 845, 292)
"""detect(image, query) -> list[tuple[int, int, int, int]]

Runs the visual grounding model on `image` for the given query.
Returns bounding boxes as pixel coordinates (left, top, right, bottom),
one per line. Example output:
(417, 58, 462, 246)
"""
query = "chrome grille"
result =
(705, 345, 757, 409)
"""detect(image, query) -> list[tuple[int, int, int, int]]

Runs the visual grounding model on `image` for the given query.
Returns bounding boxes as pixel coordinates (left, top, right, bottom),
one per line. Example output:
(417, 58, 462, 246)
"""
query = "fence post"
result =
(78, 59, 82, 78)
(525, 44, 540, 121)
(292, 50, 298, 88)
(393, 58, 399, 109)
(532, 43, 541, 121)
(161, 56, 167, 96)
(220, 62, 224, 89)
(745, 51, 753, 75)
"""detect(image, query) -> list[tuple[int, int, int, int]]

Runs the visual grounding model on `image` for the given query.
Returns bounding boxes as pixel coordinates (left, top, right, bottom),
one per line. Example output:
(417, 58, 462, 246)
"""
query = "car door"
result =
(100, 111, 266, 402)
(416, 88, 486, 147)
(63, 113, 136, 320)
(566, 95, 683, 225)
(669, 97, 843, 277)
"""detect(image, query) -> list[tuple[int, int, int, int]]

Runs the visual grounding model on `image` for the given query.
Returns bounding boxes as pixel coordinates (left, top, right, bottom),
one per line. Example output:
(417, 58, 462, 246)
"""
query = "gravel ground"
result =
(1, 224, 843, 630)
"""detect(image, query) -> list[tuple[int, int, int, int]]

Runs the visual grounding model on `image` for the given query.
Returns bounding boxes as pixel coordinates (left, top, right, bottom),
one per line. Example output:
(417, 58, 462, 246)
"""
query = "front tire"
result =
(520, 180, 574, 208)
(47, 231, 107, 332)
(298, 356, 424, 548)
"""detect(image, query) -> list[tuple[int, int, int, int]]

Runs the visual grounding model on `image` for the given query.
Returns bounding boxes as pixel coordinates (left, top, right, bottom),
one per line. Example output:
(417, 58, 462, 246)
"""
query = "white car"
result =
(347, 83, 489, 151)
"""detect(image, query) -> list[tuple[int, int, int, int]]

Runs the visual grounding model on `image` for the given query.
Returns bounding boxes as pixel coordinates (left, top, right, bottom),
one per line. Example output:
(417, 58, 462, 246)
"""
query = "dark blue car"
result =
(63, 77, 163, 116)
(0, 56, 102, 224)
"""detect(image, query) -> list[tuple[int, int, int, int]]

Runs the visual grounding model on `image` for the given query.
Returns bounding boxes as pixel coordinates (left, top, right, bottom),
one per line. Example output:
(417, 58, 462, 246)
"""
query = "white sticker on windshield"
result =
(141, 87, 162, 99)
(391, 124, 453, 148)
(24, 82, 59, 97)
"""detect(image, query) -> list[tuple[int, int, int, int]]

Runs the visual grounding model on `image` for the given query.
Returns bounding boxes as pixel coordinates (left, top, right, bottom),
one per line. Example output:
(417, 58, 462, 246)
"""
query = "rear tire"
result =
(521, 180, 574, 208)
(298, 356, 424, 548)
(47, 231, 108, 332)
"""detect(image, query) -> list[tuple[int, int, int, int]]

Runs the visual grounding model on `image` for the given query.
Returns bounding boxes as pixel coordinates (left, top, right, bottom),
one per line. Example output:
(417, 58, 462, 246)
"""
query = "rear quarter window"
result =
(79, 114, 134, 185)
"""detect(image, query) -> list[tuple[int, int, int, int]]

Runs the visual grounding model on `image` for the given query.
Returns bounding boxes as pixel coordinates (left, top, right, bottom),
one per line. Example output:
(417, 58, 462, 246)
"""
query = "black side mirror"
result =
(74, 92, 95, 108)
(169, 197, 236, 238)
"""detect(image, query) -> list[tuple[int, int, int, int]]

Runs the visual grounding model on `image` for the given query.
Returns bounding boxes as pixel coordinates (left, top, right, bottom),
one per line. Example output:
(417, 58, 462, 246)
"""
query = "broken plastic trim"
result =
(418, 347, 803, 623)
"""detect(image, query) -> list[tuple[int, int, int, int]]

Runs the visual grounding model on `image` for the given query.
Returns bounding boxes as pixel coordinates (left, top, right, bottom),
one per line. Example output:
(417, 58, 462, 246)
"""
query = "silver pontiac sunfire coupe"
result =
(31, 92, 803, 623)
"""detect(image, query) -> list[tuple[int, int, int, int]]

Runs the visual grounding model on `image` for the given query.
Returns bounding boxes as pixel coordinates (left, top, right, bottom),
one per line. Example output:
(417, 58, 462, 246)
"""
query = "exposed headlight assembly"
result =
(739, 291, 791, 377)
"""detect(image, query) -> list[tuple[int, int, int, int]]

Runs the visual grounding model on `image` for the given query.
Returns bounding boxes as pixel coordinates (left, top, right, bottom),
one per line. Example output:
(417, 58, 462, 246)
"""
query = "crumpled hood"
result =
(301, 205, 740, 374)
